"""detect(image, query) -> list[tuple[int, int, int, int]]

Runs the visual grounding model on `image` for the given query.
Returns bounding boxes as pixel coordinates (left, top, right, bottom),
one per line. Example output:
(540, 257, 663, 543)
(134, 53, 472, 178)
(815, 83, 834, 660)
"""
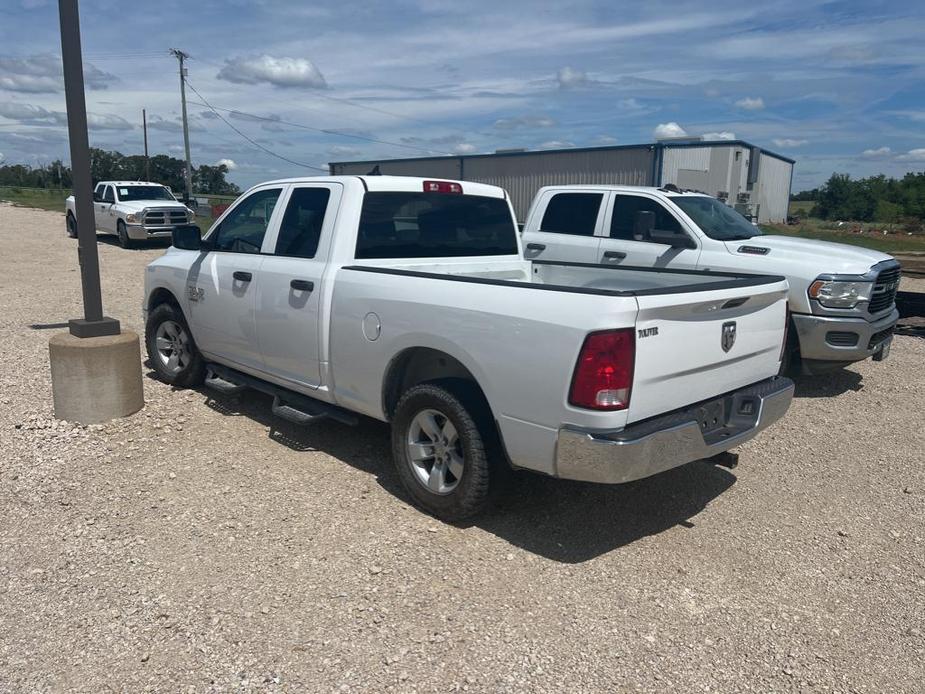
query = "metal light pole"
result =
(170, 48, 193, 203)
(58, 0, 119, 338)
(143, 108, 150, 181)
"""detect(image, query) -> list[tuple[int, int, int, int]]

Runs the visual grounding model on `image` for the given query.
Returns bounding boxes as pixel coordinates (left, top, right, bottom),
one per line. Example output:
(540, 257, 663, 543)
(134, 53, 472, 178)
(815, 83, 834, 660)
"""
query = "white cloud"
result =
(861, 146, 892, 159)
(772, 138, 808, 148)
(618, 98, 643, 110)
(0, 152, 4, 163)
(897, 148, 925, 162)
(735, 96, 765, 111)
(0, 101, 129, 130)
(0, 54, 113, 92)
(328, 145, 362, 157)
(453, 143, 476, 154)
(215, 158, 237, 170)
(539, 140, 575, 150)
(653, 122, 688, 139)
(493, 115, 556, 130)
(217, 55, 327, 88)
(592, 135, 618, 145)
(703, 131, 736, 140)
(556, 66, 587, 88)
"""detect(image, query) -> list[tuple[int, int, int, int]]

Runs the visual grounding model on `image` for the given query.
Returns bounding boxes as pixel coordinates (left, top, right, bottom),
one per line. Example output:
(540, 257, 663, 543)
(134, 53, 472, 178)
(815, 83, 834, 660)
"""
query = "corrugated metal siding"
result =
(755, 153, 792, 223)
(331, 158, 462, 179)
(332, 148, 653, 221)
(465, 148, 653, 220)
(662, 145, 737, 198)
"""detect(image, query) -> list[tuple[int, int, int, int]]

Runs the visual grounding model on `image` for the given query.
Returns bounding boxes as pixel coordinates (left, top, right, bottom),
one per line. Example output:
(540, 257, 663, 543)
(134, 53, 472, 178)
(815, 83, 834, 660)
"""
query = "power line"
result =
(184, 80, 328, 172)
(184, 93, 454, 156)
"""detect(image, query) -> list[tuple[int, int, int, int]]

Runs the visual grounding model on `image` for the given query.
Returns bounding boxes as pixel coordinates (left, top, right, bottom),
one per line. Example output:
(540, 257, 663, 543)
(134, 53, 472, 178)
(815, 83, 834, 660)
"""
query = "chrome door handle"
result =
(232, 271, 252, 282)
(603, 251, 626, 260)
(290, 279, 314, 291)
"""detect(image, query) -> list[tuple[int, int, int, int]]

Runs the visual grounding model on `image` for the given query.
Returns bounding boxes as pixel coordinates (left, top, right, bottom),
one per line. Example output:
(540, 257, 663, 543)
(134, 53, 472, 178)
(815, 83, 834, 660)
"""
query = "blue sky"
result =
(1, 0, 924, 192)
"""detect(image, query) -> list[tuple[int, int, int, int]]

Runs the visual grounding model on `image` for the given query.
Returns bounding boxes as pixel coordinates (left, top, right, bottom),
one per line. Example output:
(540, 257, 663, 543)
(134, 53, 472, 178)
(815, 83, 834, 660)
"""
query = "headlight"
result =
(808, 279, 873, 309)
(125, 210, 143, 223)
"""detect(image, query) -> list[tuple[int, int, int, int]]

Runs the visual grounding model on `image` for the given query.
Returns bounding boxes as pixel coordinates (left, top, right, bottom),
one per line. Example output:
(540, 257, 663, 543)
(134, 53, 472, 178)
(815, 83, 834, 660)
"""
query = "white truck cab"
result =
(66, 181, 194, 249)
(522, 185, 900, 374)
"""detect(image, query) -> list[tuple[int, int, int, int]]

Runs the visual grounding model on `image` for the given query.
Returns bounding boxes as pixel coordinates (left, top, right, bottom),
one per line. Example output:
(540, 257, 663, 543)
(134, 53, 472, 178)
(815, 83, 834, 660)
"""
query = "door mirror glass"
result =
(172, 224, 203, 250)
(632, 210, 655, 240)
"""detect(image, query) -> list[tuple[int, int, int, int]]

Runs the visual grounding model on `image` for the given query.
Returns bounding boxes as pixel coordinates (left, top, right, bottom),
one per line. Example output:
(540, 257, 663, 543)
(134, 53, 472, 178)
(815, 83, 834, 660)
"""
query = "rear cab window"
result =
(539, 193, 603, 236)
(355, 192, 518, 259)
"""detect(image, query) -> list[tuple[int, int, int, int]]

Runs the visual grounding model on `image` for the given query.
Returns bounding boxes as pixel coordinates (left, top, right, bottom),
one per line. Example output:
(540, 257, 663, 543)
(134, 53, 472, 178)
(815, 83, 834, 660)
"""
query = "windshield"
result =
(669, 195, 762, 240)
(116, 185, 176, 202)
(355, 192, 518, 259)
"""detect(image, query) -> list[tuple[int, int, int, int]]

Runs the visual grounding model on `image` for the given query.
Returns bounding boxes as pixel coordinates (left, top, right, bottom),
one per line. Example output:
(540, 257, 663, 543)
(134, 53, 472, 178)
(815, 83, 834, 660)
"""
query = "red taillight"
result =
(423, 180, 463, 194)
(569, 329, 635, 411)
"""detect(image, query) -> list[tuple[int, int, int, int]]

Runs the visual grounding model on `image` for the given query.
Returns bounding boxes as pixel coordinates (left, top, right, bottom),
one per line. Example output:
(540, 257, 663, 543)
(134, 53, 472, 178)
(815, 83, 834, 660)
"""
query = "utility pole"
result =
(169, 48, 193, 203)
(142, 108, 150, 181)
(57, 0, 119, 338)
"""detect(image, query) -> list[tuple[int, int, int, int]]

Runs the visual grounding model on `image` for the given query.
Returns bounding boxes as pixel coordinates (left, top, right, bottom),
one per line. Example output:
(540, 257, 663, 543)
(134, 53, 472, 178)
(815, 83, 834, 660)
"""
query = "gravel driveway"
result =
(1, 203, 923, 693)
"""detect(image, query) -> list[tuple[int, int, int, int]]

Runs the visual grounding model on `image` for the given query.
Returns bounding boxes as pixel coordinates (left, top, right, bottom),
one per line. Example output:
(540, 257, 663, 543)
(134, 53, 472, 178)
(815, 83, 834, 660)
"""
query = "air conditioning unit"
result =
(716, 190, 729, 200)
(737, 192, 751, 203)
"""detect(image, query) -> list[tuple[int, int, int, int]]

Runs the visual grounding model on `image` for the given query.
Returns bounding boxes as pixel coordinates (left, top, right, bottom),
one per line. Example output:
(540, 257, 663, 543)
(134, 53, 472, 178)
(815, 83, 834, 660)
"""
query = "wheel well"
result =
(66, 210, 75, 218)
(382, 348, 487, 420)
(148, 287, 181, 313)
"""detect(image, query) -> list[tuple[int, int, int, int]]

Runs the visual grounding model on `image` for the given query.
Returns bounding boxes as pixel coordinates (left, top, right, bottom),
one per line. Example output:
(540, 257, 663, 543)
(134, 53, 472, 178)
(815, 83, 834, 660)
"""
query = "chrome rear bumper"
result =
(555, 376, 794, 484)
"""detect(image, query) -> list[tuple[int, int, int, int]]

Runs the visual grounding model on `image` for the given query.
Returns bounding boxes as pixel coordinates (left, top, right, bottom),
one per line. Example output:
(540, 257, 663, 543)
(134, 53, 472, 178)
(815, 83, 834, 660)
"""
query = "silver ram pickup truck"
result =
(144, 175, 794, 520)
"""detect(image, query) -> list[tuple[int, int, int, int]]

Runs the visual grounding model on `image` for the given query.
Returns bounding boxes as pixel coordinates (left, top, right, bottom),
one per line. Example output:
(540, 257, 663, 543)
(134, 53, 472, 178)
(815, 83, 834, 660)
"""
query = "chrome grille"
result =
(143, 209, 188, 226)
(868, 266, 901, 314)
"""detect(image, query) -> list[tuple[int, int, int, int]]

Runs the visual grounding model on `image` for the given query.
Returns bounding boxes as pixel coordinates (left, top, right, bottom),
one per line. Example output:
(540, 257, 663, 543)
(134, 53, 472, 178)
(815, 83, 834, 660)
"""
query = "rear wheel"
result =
(66, 212, 77, 238)
(117, 220, 134, 249)
(391, 382, 498, 521)
(145, 303, 206, 387)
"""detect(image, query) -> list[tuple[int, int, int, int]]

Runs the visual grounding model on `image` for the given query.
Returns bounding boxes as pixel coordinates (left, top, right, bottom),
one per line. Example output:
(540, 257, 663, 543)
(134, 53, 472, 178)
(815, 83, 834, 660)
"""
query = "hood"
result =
(723, 235, 893, 276)
(118, 200, 189, 213)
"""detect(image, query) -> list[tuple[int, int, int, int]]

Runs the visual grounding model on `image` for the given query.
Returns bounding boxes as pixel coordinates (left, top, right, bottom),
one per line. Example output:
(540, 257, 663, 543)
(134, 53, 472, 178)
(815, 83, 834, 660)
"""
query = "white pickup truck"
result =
(143, 175, 794, 520)
(66, 180, 194, 249)
(521, 185, 901, 374)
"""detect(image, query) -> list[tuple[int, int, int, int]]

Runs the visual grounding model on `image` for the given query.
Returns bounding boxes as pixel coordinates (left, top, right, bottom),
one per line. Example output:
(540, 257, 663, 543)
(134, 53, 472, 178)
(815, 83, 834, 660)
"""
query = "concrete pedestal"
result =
(49, 330, 144, 424)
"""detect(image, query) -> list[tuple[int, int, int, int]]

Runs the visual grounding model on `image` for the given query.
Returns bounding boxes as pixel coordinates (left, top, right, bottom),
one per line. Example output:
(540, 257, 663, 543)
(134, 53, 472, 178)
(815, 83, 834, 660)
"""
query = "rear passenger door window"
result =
(610, 195, 683, 241)
(274, 187, 331, 258)
(540, 193, 603, 236)
(211, 187, 282, 253)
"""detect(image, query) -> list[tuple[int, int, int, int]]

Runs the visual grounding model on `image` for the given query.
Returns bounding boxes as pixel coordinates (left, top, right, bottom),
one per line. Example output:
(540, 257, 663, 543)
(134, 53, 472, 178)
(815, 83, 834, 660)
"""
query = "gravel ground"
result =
(1, 203, 923, 693)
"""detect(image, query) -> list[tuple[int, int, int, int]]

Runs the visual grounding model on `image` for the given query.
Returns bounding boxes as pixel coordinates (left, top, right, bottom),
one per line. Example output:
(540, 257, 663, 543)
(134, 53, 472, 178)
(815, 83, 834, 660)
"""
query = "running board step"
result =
(204, 362, 358, 426)
(204, 368, 246, 395)
(271, 396, 327, 425)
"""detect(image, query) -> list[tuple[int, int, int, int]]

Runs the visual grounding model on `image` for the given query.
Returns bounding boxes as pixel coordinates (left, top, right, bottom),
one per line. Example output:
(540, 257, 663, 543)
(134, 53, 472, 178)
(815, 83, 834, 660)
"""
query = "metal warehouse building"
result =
(330, 139, 795, 224)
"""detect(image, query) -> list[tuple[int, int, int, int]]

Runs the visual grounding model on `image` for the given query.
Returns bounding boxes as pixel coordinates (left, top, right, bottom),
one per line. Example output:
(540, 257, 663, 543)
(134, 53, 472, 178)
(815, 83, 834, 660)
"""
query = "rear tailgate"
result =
(628, 278, 789, 423)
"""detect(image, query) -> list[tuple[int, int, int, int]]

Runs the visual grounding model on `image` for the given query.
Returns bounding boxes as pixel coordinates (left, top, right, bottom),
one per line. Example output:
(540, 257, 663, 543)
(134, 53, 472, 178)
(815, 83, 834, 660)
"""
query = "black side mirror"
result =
(172, 224, 203, 250)
(648, 228, 697, 249)
(632, 210, 655, 241)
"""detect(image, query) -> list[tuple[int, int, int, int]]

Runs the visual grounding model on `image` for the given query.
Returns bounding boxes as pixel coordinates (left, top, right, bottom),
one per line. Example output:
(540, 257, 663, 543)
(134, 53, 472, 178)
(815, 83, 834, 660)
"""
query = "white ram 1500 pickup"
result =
(520, 185, 901, 374)
(66, 180, 194, 248)
(144, 175, 794, 520)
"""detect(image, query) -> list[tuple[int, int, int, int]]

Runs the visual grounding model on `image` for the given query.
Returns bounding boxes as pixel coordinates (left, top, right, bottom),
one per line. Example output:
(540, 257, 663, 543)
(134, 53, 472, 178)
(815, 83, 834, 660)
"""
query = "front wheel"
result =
(145, 303, 206, 387)
(391, 383, 498, 521)
(117, 220, 134, 249)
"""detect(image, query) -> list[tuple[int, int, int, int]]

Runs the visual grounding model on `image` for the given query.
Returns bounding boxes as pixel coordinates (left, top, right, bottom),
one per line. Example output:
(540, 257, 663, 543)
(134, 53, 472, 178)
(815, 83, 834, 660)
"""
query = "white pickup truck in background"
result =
(521, 185, 901, 374)
(144, 175, 793, 520)
(66, 180, 195, 249)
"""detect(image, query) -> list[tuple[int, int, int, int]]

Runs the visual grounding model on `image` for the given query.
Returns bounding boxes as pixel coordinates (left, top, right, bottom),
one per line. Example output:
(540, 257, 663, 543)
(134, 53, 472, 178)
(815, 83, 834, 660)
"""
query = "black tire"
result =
(145, 303, 206, 387)
(391, 381, 502, 522)
(117, 220, 134, 249)
(66, 212, 77, 238)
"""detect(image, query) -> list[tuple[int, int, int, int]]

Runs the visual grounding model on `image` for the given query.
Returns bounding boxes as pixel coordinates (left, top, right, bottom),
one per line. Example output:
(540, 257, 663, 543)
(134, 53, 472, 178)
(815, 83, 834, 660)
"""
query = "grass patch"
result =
(788, 200, 815, 215)
(0, 186, 70, 213)
(763, 222, 925, 254)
